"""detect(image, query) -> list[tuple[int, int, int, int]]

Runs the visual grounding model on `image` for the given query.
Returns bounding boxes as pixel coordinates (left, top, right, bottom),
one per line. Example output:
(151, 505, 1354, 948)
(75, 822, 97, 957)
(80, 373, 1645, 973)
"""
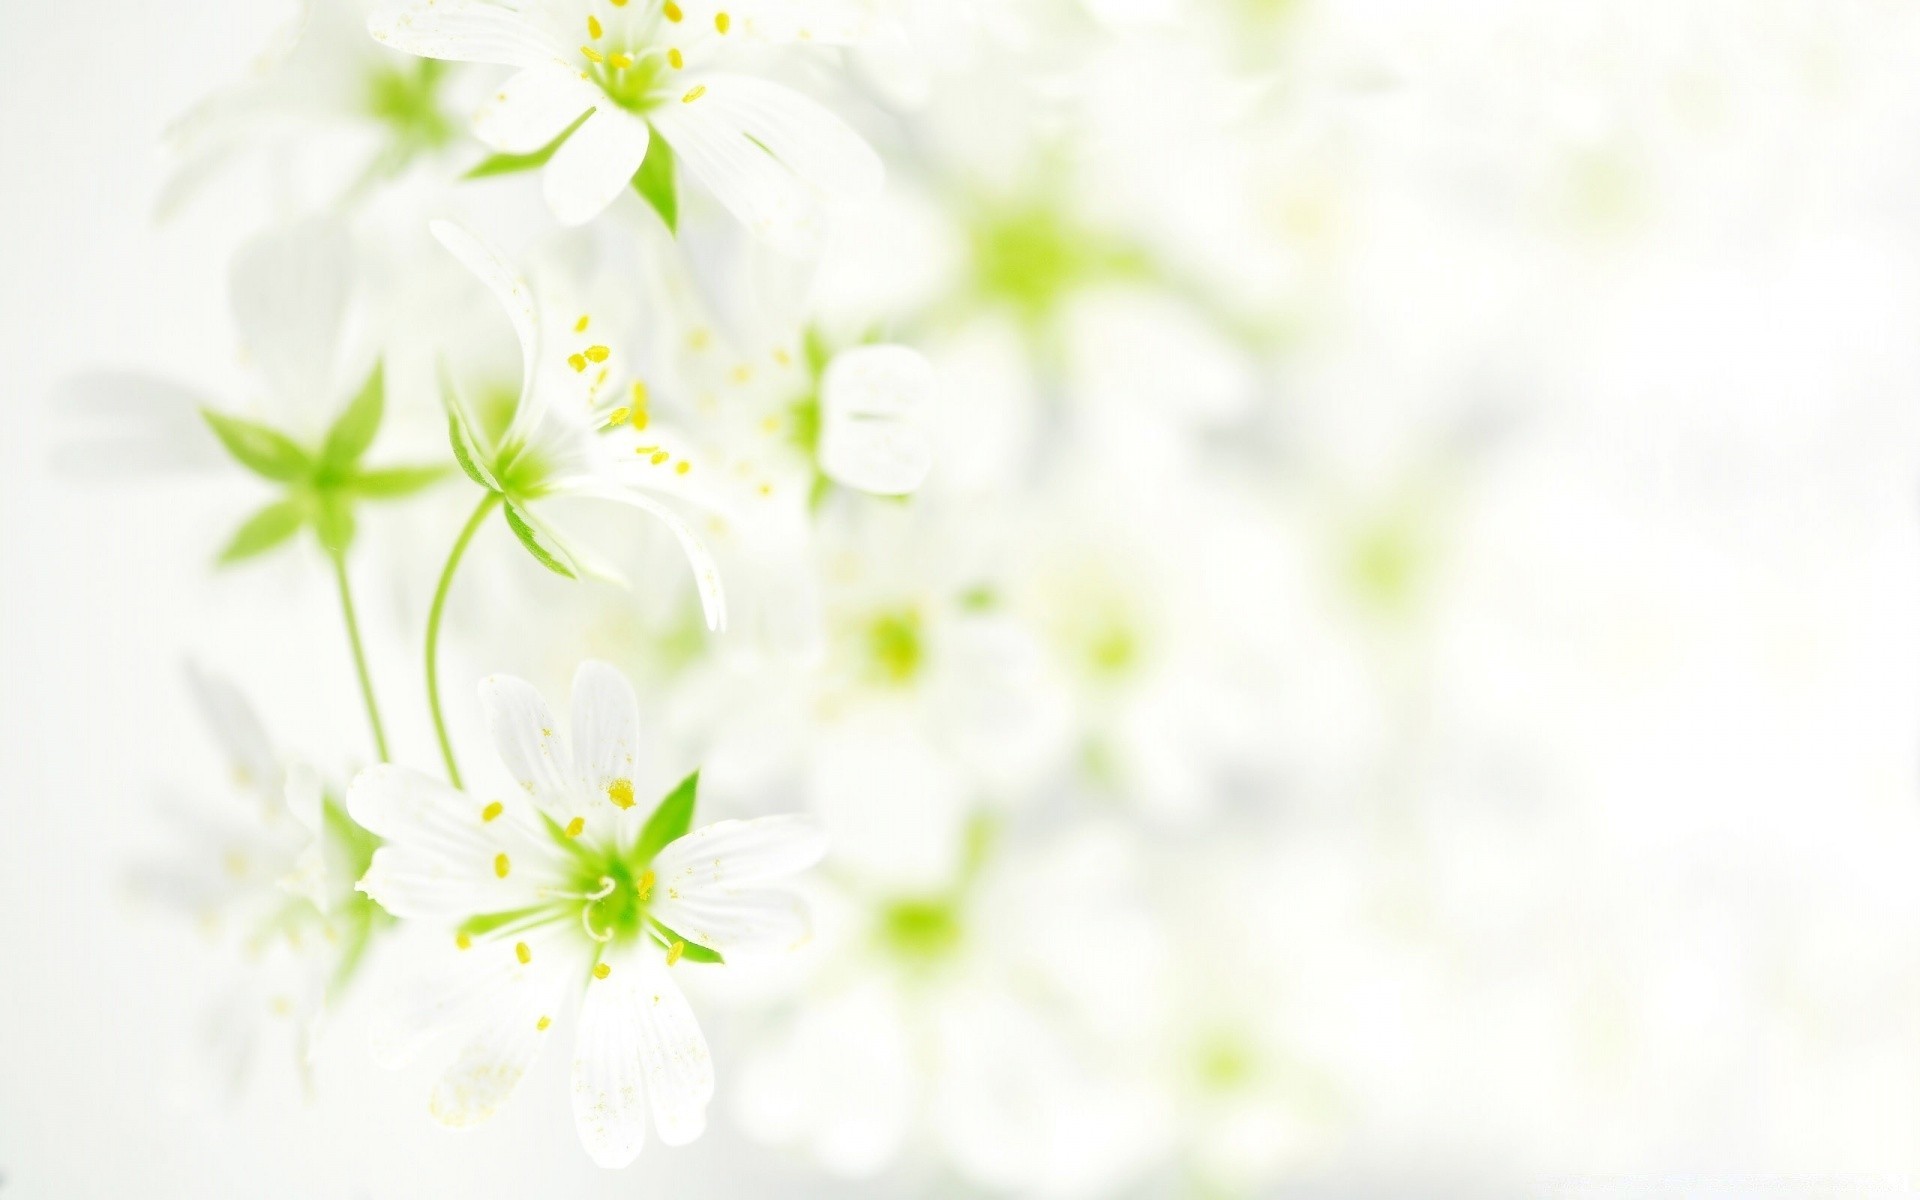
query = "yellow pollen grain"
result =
(608, 406, 632, 426)
(609, 52, 633, 68)
(758, 482, 772, 496)
(689, 328, 711, 350)
(537, 1015, 552, 1030)
(650, 450, 670, 465)
(668, 47, 684, 69)
(666, 939, 686, 966)
(587, 14, 603, 38)
(494, 853, 511, 878)
(715, 11, 730, 33)
(585, 344, 610, 363)
(773, 347, 792, 366)
(606, 777, 635, 809)
(664, 0, 683, 21)
(481, 800, 503, 822)
(675, 461, 690, 475)
(593, 961, 612, 979)
(575, 314, 591, 333)
(635, 444, 660, 455)
(456, 931, 472, 950)
(568, 353, 587, 372)
(630, 382, 650, 428)
(682, 85, 706, 103)
(565, 816, 586, 838)
(637, 869, 655, 901)
(759, 415, 781, 433)
(611, 0, 626, 6)
(581, 44, 604, 62)
(730, 364, 753, 383)
(515, 941, 532, 964)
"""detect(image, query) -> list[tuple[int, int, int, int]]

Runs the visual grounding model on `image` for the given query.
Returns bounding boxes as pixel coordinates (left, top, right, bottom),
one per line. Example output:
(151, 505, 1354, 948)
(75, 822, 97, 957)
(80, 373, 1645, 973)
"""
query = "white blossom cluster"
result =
(33, 0, 1920, 1194)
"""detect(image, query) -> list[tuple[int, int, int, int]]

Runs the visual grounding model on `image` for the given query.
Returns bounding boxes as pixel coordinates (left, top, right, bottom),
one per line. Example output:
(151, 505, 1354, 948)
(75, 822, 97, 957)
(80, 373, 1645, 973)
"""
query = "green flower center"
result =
(366, 59, 454, 150)
(866, 609, 925, 685)
(968, 203, 1147, 324)
(877, 897, 964, 965)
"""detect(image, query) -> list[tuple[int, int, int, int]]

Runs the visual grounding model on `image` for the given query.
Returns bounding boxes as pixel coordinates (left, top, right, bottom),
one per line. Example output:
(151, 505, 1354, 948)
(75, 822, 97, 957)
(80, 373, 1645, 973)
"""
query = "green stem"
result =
(330, 550, 391, 763)
(426, 493, 500, 788)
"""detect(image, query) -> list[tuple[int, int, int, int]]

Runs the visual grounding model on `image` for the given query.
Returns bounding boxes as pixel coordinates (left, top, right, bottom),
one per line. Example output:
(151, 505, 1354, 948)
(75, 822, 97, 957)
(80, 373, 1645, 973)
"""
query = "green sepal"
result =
(648, 920, 723, 964)
(441, 363, 501, 492)
(320, 362, 385, 473)
(631, 137, 678, 234)
(465, 110, 592, 179)
(351, 464, 450, 498)
(218, 497, 307, 564)
(503, 500, 576, 578)
(313, 490, 357, 555)
(635, 770, 699, 866)
(202, 408, 311, 482)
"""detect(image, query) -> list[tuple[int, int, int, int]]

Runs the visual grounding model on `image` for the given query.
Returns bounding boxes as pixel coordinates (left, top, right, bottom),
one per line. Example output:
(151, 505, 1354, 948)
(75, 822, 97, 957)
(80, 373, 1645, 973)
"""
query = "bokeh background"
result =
(7, 0, 1920, 1195)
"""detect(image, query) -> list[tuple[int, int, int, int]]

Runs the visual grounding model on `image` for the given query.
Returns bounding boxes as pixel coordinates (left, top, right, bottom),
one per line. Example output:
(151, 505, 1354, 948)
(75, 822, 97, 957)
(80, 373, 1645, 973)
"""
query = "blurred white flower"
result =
(370, 0, 883, 241)
(349, 660, 826, 1166)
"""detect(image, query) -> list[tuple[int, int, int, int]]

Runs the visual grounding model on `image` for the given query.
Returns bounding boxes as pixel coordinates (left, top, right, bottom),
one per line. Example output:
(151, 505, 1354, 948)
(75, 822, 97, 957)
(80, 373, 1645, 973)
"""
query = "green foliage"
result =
(635, 771, 700, 866)
(649, 923, 723, 963)
(503, 500, 576, 579)
(204, 357, 448, 565)
(465, 110, 593, 179)
(631, 137, 678, 234)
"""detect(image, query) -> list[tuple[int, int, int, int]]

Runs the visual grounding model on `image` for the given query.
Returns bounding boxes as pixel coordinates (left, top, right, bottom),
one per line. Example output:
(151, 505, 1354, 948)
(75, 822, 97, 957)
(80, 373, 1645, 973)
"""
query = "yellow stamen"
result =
(773, 347, 792, 366)
(650, 450, 670, 465)
(607, 777, 635, 808)
(456, 931, 472, 950)
(481, 800, 503, 822)
(668, 47, 684, 69)
(715, 11, 730, 33)
(515, 941, 532, 964)
(575, 314, 591, 333)
(568, 353, 587, 372)
(565, 816, 586, 838)
(666, 939, 686, 965)
(537, 1015, 552, 1030)
(609, 52, 633, 68)
(730, 364, 753, 383)
(631, 382, 650, 428)
(607, 406, 632, 426)
(593, 961, 612, 979)
(494, 853, 511, 878)
(585, 344, 610, 363)
(637, 869, 655, 901)
(635, 444, 659, 455)
(664, 0, 682, 21)
(675, 461, 690, 475)
(581, 45, 604, 62)
(587, 14, 603, 38)
(682, 85, 706, 103)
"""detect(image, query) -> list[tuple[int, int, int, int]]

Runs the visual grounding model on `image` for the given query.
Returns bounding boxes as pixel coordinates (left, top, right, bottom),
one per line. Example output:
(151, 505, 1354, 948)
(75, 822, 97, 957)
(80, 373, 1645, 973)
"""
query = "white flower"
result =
(370, 0, 884, 244)
(432, 218, 728, 628)
(348, 660, 826, 1166)
(161, 0, 465, 217)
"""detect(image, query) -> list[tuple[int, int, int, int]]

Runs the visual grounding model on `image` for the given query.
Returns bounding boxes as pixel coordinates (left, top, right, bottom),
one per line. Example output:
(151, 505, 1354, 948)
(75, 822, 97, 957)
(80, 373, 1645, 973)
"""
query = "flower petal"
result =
(479, 674, 577, 815)
(430, 220, 539, 426)
(185, 663, 278, 797)
(554, 481, 728, 631)
(651, 815, 829, 889)
(570, 660, 643, 803)
(818, 344, 936, 495)
(572, 945, 713, 1163)
(369, 0, 566, 67)
(685, 74, 882, 200)
(348, 765, 559, 918)
(474, 62, 600, 154)
(428, 939, 578, 1128)
(542, 105, 652, 226)
(650, 887, 810, 955)
(229, 217, 350, 428)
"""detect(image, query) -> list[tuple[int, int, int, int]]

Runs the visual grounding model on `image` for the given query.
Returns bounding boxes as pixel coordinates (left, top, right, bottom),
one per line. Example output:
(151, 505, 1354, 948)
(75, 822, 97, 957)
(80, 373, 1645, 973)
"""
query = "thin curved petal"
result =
(649, 82, 823, 258)
(544, 106, 651, 226)
(570, 661, 642, 803)
(475, 62, 600, 153)
(556, 481, 728, 631)
(369, 0, 566, 67)
(818, 344, 936, 495)
(428, 937, 578, 1127)
(651, 815, 828, 888)
(682, 74, 882, 200)
(348, 765, 561, 918)
(430, 220, 539, 421)
(571, 950, 647, 1167)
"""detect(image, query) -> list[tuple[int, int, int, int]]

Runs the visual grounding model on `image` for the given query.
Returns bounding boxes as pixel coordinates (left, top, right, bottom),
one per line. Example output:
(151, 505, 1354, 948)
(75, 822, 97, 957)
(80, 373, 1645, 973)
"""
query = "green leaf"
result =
(320, 362, 385, 472)
(635, 770, 699, 866)
(217, 497, 307, 564)
(441, 363, 501, 492)
(456, 907, 546, 938)
(648, 921, 724, 964)
(351, 463, 450, 499)
(464, 109, 592, 179)
(202, 409, 311, 482)
(313, 490, 357, 555)
(631, 137, 678, 234)
(503, 500, 576, 579)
